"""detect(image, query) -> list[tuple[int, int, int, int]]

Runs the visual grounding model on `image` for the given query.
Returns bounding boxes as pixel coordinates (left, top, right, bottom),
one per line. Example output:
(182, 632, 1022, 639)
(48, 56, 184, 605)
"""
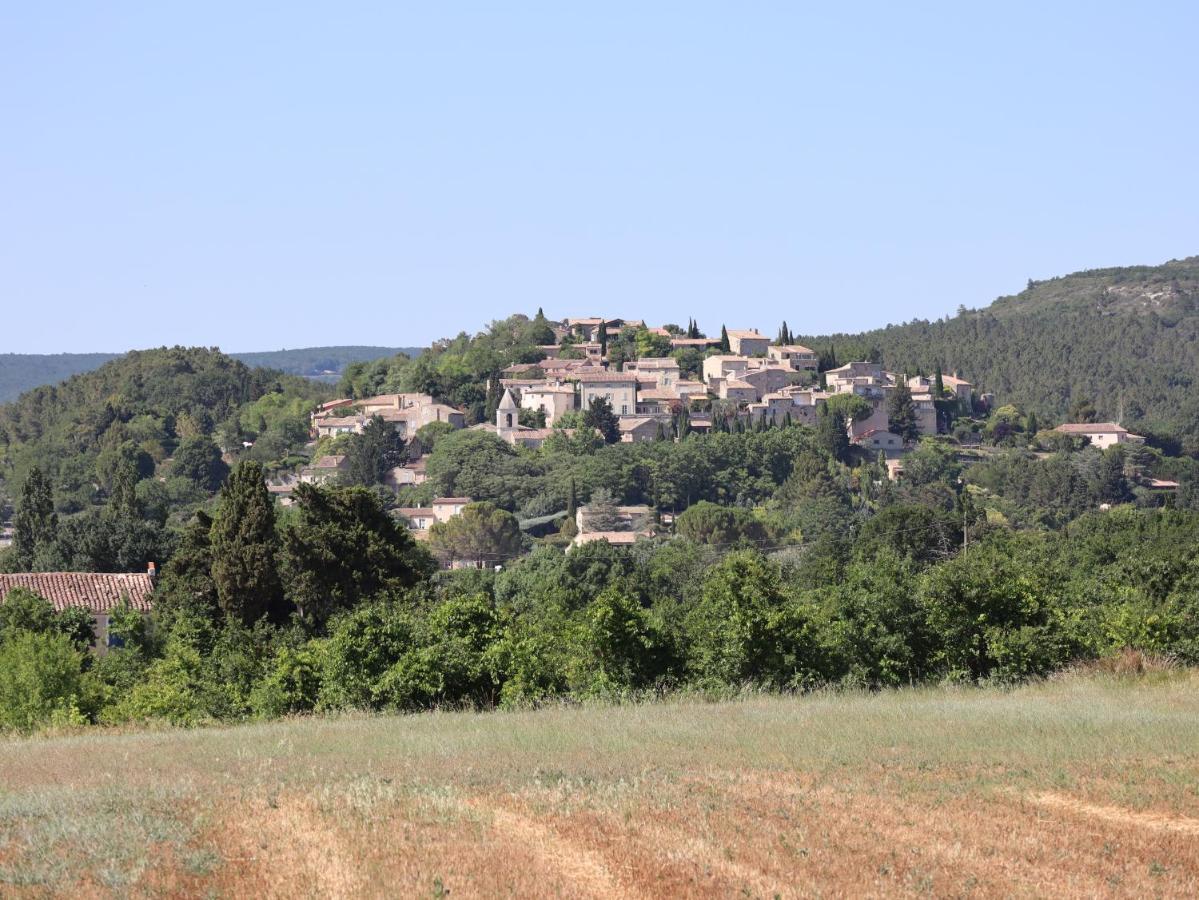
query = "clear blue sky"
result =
(2, 2, 1196, 353)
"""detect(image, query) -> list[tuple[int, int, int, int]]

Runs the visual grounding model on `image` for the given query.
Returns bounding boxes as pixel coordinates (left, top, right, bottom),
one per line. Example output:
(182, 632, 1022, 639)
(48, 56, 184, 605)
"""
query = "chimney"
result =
(147, 561, 157, 580)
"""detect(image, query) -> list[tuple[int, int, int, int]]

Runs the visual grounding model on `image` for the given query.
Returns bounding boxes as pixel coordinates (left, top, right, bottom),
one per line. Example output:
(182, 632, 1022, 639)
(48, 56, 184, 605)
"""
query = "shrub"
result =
(0, 630, 89, 732)
(250, 642, 326, 718)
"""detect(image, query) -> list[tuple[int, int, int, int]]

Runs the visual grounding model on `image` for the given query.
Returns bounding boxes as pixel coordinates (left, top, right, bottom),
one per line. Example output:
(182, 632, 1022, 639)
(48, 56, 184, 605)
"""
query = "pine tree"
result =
(209, 460, 285, 624)
(13, 467, 57, 571)
(720, 324, 730, 353)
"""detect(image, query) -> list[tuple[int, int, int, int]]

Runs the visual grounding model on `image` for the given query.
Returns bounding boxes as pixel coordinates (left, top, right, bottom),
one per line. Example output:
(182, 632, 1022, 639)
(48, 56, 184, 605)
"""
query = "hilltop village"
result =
(285, 316, 1150, 558)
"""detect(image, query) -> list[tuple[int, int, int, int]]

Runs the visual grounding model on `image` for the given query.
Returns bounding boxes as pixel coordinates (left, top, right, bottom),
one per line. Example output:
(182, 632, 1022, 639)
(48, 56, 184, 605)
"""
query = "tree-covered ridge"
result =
(0, 346, 424, 403)
(229, 346, 423, 380)
(0, 347, 331, 515)
(801, 256, 1199, 446)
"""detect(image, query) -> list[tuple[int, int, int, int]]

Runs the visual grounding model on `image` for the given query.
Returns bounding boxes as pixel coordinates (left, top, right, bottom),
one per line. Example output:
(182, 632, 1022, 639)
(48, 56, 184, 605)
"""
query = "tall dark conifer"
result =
(210, 460, 285, 624)
(887, 382, 921, 443)
(13, 467, 57, 571)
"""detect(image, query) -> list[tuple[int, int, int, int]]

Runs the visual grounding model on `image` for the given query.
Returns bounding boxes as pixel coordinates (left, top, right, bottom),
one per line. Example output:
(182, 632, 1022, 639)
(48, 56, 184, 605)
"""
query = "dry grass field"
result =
(1, 671, 1198, 898)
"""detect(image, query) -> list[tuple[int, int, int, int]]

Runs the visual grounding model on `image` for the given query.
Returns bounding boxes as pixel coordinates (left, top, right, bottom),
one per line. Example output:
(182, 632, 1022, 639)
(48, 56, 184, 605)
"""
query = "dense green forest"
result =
(0, 348, 331, 562)
(3, 445, 1198, 730)
(0, 346, 420, 403)
(802, 256, 1199, 448)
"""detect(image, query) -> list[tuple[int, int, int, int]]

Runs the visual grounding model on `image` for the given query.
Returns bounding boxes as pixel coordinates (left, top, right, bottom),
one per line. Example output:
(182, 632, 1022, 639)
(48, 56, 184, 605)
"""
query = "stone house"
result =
(299, 455, 348, 484)
(0, 569, 156, 653)
(519, 383, 577, 426)
(1053, 422, 1146, 449)
(726, 329, 770, 356)
(767, 344, 819, 370)
(619, 416, 665, 443)
(572, 371, 639, 416)
(625, 357, 681, 389)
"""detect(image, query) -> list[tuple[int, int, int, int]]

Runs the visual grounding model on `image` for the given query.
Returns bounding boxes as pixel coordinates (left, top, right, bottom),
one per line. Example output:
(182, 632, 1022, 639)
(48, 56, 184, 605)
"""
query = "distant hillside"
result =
(801, 256, 1199, 445)
(229, 346, 422, 381)
(0, 346, 422, 402)
(0, 347, 331, 512)
(0, 354, 120, 404)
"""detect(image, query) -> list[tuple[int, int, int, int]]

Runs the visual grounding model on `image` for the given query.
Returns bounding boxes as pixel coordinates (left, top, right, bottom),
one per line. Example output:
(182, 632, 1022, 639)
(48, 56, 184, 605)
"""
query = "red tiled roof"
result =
(0, 572, 155, 613)
(571, 371, 640, 383)
(573, 531, 652, 545)
(1054, 422, 1128, 434)
(310, 455, 347, 469)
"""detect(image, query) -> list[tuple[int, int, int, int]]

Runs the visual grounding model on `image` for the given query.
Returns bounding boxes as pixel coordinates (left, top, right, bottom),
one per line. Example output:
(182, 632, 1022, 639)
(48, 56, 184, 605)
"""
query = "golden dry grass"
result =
(2, 671, 1198, 897)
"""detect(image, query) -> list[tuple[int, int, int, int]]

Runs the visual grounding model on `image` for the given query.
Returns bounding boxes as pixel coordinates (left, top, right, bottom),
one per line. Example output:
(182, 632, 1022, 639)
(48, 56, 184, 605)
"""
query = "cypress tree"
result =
(598, 321, 608, 356)
(886, 382, 921, 443)
(13, 467, 57, 571)
(484, 376, 502, 421)
(210, 460, 285, 624)
(720, 324, 730, 353)
(934, 366, 945, 399)
(676, 406, 692, 439)
(566, 476, 578, 518)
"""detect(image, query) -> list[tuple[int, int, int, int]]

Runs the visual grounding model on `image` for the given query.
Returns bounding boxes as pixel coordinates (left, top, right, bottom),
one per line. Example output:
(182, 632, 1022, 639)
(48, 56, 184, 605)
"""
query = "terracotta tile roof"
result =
(310, 455, 347, 469)
(571, 371, 640, 383)
(573, 531, 651, 545)
(727, 329, 767, 339)
(618, 417, 659, 430)
(0, 572, 155, 613)
(1055, 422, 1129, 434)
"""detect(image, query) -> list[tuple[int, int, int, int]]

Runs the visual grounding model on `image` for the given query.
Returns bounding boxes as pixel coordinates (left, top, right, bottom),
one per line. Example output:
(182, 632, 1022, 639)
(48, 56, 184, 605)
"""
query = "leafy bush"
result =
(0, 630, 89, 732)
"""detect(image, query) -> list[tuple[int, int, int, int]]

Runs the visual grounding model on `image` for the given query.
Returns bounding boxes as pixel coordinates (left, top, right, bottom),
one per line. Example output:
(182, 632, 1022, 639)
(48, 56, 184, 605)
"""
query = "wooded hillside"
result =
(802, 256, 1199, 445)
(0, 346, 421, 402)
